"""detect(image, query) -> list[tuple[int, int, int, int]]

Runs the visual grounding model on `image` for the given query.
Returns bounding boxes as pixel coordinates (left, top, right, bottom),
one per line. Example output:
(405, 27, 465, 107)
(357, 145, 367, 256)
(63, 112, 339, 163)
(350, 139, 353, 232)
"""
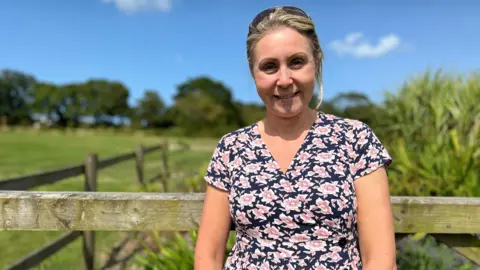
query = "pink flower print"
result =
(329, 135, 340, 144)
(304, 240, 326, 252)
(278, 248, 294, 259)
(318, 151, 335, 163)
(261, 189, 276, 203)
(252, 204, 271, 220)
(245, 163, 261, 174)
(239, 193, 255, 207)
(299, 210, 316, 224)
(259, 238, 275, 248)
(344, 212, 353, 228)
(323, 219, 337, 227)
(316, 198, 333, 214)
(368, 146, 378, 159)
(342, 181, 351, 195)
(291, 233, 310, 243)
(213, 160, 226, 172)
(232, 157, 243, 169)
(280, 180, 294, 192)
(343, 144, 358, 159)
(252, 138, 263, 147)
(260, 149, 270, 157)
(252, 248, 266, 259)
(328, 251, 342, 263)
(345, 119, 363, 129)
(224, 136, 235, 145)
(349, 159, 366, 175)
(298, 151, 311, 162)
(315, 126, 330, 135)
(276, 214, 299, 229)
(265, 226, 282, 239)
(238, 133, 249, 142)
(290, 168, 301, 177)
(245, 149, 256, 159)
(314, 264, 328, 270)
(246, 228, 261, 238)
(266, 161, 278, 172)
(235, 211, 250, 224)
(314, 227, 331, 238)
(297, 194, 308, 202)
(310, 165, 329, 178)
(319, 183, 338, 195)
(239, 176, 251, 188)
(336, 198, 348, 211)
(256, 174, 268, 185)
(333, 124, 342, 133)
(282, 198, 301, 211)
(332, 164, 345, 176)
(312, 138, 327, 148)
(260, 262, 271, 270)
(297, 179, 312, 191)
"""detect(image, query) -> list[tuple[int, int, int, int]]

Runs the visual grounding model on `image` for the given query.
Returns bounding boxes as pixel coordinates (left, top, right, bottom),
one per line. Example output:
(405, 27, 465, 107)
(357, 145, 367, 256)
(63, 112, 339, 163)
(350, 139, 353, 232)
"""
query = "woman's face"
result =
(252, 27, 316, 118)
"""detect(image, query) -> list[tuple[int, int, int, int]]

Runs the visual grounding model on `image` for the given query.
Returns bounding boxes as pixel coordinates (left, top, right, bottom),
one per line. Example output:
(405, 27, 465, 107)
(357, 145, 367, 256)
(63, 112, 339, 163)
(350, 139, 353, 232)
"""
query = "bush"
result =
(375, 70, 480, 197)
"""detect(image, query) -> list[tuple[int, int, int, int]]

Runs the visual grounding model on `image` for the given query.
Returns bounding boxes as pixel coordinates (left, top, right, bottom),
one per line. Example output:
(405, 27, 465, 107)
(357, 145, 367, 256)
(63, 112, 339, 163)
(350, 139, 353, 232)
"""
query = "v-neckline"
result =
(253, 112, 320, 177)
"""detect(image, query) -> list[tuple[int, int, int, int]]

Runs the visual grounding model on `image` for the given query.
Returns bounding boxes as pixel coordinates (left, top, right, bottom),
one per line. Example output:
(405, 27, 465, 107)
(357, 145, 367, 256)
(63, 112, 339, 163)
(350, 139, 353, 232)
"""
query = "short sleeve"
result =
(349, 122, 392, 181)
(204, 136, 232, 191)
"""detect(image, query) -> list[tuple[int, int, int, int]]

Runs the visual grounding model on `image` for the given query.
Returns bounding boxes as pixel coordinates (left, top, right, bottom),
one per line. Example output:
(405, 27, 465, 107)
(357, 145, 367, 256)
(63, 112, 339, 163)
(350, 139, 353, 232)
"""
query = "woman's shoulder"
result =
(316, 112, 370, 133)
(212, 122, 259, 151)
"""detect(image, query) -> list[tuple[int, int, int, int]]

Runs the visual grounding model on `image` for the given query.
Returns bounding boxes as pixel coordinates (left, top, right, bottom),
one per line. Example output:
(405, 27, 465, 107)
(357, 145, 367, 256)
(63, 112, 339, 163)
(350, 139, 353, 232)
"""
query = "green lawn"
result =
(0, 129, 217, 270)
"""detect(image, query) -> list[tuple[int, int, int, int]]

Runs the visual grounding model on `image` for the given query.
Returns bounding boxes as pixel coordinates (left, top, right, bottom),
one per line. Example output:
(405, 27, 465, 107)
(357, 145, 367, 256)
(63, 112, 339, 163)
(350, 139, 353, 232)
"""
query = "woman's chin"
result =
(270, 101, 307, 118)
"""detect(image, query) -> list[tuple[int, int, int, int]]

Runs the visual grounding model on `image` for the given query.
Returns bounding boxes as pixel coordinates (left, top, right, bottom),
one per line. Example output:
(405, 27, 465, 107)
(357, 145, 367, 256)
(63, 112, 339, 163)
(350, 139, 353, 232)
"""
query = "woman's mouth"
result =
(274, 91, 300, 101)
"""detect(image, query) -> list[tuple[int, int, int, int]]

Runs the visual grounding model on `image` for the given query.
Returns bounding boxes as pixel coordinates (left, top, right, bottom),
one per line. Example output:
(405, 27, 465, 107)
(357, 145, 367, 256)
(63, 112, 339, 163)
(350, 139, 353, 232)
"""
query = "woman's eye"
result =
(262, 63, 277, 72)
(290, 58, 305, 68)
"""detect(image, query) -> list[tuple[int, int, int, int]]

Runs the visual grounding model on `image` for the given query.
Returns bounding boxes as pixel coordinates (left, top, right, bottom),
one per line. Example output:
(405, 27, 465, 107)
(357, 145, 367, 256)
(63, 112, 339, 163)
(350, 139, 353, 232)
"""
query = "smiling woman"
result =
(194, 5, 396, 270)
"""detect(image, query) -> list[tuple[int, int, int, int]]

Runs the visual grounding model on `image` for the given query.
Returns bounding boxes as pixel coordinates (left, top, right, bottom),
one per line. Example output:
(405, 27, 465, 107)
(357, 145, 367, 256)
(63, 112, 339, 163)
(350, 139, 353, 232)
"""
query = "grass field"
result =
(0, 129, 218, 270)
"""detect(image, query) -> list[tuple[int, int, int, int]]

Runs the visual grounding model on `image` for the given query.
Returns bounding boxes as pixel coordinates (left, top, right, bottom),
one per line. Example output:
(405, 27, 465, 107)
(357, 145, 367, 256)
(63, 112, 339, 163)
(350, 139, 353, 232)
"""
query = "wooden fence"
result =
(0, 141, 479, 268)
(1, 194, 479, 268)
(0, 141, 169, 270)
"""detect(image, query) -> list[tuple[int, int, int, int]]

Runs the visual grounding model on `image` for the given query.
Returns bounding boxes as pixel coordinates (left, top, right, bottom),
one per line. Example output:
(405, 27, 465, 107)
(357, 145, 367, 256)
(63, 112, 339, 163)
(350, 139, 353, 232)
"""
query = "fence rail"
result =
(1, 191, 479, 265)
(0, 141, 169, 270)
(1, 192, 479, 232)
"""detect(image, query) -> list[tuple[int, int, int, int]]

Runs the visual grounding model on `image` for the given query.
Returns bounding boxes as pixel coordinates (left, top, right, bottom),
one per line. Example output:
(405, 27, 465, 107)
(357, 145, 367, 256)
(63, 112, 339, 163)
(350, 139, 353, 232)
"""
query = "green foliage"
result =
(376, 70, 480, 196)
(0, 69, 36, 125)
(396, 236, 476, 270)
(134, 231, 236, 270)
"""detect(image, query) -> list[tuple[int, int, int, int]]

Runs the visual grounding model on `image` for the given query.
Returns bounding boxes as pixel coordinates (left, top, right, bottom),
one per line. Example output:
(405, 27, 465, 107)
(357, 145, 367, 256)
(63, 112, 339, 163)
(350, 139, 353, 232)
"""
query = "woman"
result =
(195, 6, 396, 270)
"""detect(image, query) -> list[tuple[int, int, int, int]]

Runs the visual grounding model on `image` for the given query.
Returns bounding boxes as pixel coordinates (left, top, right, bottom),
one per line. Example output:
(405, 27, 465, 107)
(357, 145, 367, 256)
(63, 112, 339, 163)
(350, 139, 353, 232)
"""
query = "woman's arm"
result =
(354, 166, 397, 270)
(194, 184, 232, 270)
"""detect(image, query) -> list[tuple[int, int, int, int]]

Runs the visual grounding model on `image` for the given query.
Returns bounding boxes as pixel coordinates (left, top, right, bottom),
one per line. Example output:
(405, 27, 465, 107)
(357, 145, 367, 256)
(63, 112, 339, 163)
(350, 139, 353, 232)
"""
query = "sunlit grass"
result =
(0, 129, 217, 269)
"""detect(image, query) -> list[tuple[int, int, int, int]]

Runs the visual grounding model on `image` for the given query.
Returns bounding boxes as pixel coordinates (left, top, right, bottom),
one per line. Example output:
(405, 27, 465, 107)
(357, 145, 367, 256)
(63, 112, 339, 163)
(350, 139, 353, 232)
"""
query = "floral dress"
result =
(204, 112, 392, 270)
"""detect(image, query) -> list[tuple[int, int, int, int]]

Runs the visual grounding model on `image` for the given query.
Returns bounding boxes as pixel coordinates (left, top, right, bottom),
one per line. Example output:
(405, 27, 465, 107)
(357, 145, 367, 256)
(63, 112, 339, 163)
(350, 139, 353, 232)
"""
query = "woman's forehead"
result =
(254, 28, 312, 57)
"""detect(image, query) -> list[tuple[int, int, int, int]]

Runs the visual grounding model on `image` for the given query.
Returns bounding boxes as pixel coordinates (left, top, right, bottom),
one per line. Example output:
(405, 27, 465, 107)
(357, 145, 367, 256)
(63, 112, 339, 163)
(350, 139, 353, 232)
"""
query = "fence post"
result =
(135, 145, 144, 187)
(161, 139, 170, 192)
(83, 153, 97, 270)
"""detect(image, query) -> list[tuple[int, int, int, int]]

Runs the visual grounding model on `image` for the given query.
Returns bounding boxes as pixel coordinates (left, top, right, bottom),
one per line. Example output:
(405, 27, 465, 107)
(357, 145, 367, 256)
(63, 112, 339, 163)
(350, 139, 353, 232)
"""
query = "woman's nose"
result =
(276, 67, 293, 88)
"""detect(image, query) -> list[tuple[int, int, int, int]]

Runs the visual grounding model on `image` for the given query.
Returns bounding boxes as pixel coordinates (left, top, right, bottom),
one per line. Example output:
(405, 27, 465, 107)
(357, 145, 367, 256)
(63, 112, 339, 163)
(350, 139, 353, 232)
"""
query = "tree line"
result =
(1, 68, 380, 136)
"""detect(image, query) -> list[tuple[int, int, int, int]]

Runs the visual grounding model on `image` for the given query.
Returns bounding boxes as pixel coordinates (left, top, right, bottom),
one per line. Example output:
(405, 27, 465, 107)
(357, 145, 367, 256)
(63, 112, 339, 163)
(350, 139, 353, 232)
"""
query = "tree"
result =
(85, 79, 130, 126)
(0, 69, 36, 125)
(172, 76, 244, 135)
(135, 89, 166, 128)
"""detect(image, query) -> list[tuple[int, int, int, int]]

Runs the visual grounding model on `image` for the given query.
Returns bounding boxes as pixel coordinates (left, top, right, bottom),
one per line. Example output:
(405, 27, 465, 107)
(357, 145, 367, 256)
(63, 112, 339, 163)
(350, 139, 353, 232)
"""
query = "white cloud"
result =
(102, 0, 172, 13)
(329, 32, 401, 58)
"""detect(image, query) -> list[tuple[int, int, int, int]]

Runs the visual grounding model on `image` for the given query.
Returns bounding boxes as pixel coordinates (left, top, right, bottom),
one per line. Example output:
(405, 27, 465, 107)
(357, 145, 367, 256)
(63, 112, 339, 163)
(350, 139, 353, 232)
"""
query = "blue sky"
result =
(1, 0, 479, 107)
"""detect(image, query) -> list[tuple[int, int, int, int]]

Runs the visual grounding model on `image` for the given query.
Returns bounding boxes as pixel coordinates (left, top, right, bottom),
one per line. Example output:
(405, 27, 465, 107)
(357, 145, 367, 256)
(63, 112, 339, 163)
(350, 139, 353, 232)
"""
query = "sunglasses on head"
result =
(248, 6, 311, 32)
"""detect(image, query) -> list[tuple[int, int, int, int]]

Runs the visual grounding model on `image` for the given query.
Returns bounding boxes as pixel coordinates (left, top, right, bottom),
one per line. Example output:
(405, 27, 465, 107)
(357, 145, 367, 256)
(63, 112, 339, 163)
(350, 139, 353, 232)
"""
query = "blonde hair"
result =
(246, 7, 324, 110)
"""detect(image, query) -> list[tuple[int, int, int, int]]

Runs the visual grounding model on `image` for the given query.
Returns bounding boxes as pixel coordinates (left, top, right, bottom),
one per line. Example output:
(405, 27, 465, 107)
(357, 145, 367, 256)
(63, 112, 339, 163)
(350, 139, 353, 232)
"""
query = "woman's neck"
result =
(262, 108, 318, 140)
